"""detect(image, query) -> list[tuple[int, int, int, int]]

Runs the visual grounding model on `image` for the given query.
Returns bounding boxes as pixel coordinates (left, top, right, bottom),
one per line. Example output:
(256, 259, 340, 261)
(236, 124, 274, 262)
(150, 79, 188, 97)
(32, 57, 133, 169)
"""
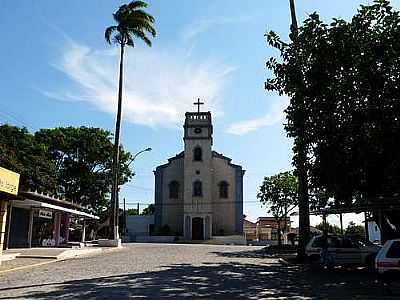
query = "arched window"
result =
(193, 147, 202, 161)
(193, 180, 203, 197)
(169, 181, 179, 199)
(219, 181, 229, 198)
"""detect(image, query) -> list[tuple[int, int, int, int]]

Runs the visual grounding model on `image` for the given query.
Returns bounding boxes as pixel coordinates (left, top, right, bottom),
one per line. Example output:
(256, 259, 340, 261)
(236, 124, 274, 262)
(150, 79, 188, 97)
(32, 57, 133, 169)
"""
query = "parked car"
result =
(306, 235, 381, 268)
(375, 239, 400, 279)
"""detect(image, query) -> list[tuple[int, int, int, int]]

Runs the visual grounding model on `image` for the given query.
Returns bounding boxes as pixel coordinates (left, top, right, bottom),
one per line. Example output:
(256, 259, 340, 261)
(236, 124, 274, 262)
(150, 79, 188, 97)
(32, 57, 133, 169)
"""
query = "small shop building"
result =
(4, 190, 98, 249)
(0, 167, 20, 265)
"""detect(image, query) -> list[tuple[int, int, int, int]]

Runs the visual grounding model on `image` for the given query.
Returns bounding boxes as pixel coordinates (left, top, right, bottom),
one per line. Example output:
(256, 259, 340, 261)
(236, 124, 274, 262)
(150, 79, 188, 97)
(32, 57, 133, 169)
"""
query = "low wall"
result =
(126, 215, 154, 235)
(210, 235, 246, 245)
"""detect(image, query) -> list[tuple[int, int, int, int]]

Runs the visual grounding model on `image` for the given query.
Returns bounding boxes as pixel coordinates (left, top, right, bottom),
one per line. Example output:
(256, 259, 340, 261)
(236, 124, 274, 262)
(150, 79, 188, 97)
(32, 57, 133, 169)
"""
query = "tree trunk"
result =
(288, 0, 310, 261)
(110, 42, 125, 240)
(297, 138, 310, 261)
(277, 219, 282, 248)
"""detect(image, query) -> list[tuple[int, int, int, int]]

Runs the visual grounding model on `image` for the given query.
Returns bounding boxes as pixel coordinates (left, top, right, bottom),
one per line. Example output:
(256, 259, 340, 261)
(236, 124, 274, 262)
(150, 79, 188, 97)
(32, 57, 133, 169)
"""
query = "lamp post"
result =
(127, 148, 152, 168)
(121, 147, 152, 236)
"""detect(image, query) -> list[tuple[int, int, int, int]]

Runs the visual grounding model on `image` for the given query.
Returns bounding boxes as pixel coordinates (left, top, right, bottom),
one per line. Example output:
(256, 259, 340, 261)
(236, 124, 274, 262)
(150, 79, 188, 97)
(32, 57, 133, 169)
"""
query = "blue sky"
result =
(1, 0, 396, 226)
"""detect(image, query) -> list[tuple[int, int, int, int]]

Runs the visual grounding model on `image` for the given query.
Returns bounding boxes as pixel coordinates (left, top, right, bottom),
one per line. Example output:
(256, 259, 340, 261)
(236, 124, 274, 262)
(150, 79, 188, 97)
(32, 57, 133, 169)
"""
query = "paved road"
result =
(0, 243, 398, 299)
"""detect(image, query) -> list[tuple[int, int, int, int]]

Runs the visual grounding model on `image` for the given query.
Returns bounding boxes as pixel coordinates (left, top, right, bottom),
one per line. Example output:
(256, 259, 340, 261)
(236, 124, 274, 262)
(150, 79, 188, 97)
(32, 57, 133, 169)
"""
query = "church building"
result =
(154, 100, 245, 240)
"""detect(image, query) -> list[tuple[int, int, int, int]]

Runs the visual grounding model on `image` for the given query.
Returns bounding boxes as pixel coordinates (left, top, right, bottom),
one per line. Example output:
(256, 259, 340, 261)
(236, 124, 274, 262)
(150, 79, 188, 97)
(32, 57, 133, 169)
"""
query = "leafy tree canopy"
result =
(345, 221, 366, 238)
(265, 0, 400, 239)
(257, 171, 298, 246)
(141, 204, 154, 215)
(0, 125, 56, 192)
(35, 127, 134, 215)
(0, 125, 134, 216)
(258, 171, 298, 219)
(315, 222, 342, 235)
(126, 208, 139, 216)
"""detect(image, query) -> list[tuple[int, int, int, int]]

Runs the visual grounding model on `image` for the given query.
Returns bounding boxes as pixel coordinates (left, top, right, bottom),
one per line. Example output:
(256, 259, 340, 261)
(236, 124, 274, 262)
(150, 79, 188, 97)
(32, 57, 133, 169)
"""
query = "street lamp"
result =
(121, 147, 152, 236)
(127, 147, 152, 167)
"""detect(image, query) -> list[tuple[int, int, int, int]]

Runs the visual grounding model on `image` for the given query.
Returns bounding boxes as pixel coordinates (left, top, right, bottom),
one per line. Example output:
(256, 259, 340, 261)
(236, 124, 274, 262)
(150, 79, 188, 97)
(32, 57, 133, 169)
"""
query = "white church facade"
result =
(154, 102, 245, 240)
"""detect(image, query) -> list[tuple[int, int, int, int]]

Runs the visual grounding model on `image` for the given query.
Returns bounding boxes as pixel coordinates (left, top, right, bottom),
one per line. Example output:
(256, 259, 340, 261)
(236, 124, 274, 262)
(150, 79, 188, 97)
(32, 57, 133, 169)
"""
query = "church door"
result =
(192, 217, 204, 240)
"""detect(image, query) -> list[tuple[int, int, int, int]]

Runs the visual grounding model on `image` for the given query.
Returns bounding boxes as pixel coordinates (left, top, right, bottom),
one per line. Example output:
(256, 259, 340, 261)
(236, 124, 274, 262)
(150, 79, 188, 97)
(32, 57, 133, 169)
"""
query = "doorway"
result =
(192, 217, 204, 240)
(8, 207, 30, 248)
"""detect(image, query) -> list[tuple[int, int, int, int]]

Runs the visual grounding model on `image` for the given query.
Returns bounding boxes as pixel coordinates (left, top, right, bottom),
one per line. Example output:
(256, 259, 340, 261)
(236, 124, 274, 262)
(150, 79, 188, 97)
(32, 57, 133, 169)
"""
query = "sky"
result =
(0, 0, 396, 227)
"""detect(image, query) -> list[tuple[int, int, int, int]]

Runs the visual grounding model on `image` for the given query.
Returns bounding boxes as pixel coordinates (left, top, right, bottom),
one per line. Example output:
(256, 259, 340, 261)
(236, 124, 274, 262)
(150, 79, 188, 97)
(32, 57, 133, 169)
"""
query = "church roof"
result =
(212, 151, 232, 162)
(212, 151, 245, 172)
(154, 150, 245, 173)
(154, 151, 184, 171)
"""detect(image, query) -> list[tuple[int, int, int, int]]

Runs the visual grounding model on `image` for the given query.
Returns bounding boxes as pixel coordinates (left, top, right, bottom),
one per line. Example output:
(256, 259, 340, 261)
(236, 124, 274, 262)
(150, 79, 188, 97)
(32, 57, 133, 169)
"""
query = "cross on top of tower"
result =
(193, 98, 204, 113)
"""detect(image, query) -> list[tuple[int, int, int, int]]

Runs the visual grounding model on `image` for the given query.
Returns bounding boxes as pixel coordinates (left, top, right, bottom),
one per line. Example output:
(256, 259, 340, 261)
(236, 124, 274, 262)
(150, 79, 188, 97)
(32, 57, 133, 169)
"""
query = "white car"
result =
(306, 235, 380, 268)
(375, 239, 400, 277)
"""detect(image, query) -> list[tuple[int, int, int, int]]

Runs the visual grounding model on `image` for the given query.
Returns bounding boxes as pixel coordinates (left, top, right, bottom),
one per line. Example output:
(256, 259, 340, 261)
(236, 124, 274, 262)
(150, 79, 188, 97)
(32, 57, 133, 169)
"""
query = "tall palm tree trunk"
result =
(288, 0, 310, 260)
(289, 0, 298, 33)
(110, 42, 125, 240)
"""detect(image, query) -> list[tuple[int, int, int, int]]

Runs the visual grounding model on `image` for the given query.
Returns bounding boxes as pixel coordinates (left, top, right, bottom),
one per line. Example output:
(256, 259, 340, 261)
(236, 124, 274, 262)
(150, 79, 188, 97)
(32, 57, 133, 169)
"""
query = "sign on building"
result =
(39, 209, 53, 219)
(0, 167, 20, 196)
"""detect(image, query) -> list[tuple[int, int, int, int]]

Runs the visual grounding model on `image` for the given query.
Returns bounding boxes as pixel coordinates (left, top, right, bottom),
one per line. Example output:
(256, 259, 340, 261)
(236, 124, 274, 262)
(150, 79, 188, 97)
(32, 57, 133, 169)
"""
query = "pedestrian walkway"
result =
(4, 247, 102, 259)
(0, 247, 103, 274)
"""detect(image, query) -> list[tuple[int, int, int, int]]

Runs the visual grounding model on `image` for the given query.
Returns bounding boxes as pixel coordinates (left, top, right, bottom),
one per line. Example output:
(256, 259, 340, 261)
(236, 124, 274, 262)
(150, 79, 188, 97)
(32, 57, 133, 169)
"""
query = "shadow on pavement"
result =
(0, 258, 398, 300)
(211, 249, 273, 259)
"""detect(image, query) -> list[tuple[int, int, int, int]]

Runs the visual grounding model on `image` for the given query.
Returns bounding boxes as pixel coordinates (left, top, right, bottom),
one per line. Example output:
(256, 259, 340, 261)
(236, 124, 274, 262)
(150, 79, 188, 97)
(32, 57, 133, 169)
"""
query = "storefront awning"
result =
(12, 199, 99, 219)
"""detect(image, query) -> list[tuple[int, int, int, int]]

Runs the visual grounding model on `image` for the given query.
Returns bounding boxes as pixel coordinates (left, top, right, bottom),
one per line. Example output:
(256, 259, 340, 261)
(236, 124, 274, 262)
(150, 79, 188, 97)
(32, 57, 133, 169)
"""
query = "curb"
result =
(0, 247, 123, 275)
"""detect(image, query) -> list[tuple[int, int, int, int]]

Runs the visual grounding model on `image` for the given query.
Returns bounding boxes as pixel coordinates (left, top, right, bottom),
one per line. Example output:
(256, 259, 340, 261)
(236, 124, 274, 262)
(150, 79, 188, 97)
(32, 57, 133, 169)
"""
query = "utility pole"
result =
(110, 147, 151, 241)
(137, 202, 140, 215)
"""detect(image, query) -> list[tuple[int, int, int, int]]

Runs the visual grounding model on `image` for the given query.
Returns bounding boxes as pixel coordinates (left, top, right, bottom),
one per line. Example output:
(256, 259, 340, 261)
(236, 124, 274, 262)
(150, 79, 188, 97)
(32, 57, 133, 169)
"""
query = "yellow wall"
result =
(0, 167, 20, 195)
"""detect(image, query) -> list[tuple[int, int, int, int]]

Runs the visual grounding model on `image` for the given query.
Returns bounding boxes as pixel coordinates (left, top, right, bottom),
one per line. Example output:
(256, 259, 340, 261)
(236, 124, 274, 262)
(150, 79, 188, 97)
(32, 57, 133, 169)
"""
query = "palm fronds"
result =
(105, 1, 156, 47)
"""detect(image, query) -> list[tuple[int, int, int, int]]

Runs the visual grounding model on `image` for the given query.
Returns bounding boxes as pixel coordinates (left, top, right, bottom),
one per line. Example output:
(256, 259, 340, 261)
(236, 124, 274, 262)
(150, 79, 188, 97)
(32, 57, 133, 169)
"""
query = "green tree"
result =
(126, 208, 139, 216)
(0, 125, 56, 192)
(345, 221, 366, 239)
(315, 222, 342, 235)
(265, 0, 400, 242)
(105, 1, 156, 240)
(141, 204, 154, 215)
(35, 127, 134, 216)
(257, 171, 298, 247)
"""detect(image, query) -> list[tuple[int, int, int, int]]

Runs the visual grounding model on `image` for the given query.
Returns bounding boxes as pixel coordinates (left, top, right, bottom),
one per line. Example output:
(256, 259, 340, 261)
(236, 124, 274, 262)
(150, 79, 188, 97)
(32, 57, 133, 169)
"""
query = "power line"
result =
(120, 200, 265, 206)
(123, 184, 153, 192)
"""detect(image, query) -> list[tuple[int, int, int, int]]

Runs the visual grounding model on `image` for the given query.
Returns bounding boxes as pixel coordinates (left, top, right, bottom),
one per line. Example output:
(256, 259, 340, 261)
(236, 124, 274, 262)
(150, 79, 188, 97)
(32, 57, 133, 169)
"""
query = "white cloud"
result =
(182, 16, 249, 42)
(43, 41, 235, 128)
(226, 96, 289, 135)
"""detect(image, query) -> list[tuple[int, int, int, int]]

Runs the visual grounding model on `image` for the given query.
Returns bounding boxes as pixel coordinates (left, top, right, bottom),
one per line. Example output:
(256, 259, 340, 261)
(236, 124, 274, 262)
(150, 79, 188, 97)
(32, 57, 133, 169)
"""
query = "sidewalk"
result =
(0, 247, 107, 274)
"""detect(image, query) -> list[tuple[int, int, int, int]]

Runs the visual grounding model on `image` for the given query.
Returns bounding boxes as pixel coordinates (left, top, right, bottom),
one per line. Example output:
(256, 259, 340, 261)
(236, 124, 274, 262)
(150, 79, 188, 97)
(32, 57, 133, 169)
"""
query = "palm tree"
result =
(105, 1, 156, 240)
(288, 0, 310, 260)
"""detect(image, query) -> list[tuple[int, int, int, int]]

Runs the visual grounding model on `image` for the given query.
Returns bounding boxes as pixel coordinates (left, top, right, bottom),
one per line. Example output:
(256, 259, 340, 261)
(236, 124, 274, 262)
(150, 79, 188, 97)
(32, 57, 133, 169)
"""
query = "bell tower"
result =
(183, 99, 213, 240)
